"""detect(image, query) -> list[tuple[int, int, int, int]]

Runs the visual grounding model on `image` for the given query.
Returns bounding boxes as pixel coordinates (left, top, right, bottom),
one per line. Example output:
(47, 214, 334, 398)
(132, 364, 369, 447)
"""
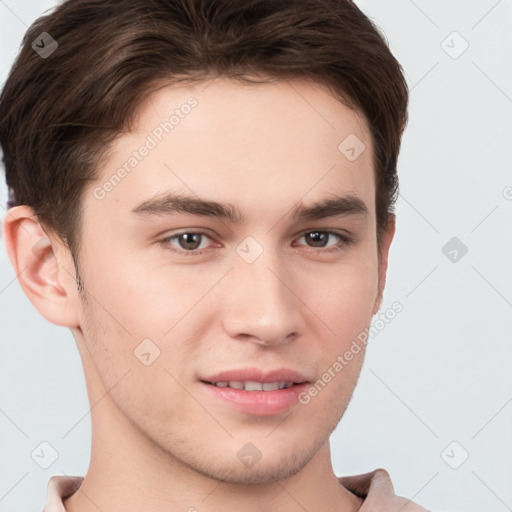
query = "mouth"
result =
(203, 380, 300, 391)
(199, 368, 311, 416)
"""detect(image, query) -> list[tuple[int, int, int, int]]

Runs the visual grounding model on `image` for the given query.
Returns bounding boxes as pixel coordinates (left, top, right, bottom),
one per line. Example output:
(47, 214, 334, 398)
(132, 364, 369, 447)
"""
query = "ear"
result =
(373, 214, 395, 315)
(2, 206, 80, 327)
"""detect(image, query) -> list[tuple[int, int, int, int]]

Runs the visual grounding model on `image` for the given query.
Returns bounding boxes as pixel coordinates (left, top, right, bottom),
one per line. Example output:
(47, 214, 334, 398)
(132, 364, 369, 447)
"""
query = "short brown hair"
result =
(0, 0, 408, 259)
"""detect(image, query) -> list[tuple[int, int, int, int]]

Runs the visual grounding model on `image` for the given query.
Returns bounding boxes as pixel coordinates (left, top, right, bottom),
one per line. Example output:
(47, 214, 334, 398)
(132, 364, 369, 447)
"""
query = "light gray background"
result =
(1, 1, 511, 511)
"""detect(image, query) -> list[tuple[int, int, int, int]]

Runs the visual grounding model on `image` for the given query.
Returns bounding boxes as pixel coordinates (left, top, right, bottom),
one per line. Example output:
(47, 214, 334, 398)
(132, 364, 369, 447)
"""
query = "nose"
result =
(222, 250, 304, 348)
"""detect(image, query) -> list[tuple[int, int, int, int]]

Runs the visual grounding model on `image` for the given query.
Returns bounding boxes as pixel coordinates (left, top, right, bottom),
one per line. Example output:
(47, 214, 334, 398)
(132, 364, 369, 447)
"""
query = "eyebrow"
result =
(130, 192, 368, 223)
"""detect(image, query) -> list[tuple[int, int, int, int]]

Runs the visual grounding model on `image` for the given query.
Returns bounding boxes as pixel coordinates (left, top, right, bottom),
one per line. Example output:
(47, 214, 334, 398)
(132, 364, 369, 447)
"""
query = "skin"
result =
(4, 77, 394, 512)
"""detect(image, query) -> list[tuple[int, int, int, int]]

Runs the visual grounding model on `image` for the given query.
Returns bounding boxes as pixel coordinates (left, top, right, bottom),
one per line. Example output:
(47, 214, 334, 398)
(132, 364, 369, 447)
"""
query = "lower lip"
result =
(200, 382, 309, 416)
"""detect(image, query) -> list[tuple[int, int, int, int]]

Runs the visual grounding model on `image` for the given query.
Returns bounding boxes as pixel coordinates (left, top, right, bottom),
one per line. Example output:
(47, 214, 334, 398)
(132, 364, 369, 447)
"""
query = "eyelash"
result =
(158, 230, 354, 257)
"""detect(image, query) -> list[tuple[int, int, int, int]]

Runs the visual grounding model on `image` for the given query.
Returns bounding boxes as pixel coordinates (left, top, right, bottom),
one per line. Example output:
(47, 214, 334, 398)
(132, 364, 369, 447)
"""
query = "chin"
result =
(189, 446, 316, 485)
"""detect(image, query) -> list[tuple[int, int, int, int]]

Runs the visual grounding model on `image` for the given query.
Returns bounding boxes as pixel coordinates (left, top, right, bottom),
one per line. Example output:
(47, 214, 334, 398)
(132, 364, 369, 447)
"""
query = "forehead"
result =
(86, 77, 375, 227)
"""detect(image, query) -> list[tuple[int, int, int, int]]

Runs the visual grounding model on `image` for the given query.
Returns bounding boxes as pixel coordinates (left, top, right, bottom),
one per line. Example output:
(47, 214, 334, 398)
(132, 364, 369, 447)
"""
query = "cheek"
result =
(79, 248, 183, 340)
(307, 253, 379, 336)
(79, 297, 134, 381)
(80, 295, 194, 425)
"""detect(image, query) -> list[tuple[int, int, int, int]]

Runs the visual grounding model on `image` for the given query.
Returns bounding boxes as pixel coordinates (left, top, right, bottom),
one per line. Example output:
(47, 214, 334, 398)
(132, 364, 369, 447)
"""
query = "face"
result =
(71, 77, 390, 484)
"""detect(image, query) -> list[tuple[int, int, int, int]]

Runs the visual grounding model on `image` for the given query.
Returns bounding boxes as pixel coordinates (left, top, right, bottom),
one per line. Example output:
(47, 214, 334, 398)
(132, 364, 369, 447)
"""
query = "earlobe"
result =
(373, 215, 396, 315)
(2, 206, 80, 328)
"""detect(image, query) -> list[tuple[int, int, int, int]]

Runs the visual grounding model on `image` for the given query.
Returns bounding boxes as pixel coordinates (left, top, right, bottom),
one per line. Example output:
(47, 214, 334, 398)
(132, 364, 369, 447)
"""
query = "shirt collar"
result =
(44, 469, 429, 511)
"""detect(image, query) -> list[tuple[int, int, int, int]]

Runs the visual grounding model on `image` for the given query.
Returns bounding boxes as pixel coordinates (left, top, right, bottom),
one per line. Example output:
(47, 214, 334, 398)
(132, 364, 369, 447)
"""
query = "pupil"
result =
(307, 232, 327, 247)
(180, 233, 201, 250)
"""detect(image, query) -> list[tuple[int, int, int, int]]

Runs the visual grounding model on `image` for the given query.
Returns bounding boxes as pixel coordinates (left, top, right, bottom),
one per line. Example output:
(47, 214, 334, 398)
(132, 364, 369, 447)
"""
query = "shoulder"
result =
(339, 468, 462, 512)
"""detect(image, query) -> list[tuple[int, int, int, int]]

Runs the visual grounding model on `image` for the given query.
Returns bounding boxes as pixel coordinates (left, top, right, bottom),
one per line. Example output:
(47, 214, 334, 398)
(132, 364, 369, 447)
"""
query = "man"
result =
(1, 0, 452, 510)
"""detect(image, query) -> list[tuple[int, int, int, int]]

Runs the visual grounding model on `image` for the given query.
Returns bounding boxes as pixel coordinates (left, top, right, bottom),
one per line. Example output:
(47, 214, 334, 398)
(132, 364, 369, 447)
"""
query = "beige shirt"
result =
(42, 469, 454, 511)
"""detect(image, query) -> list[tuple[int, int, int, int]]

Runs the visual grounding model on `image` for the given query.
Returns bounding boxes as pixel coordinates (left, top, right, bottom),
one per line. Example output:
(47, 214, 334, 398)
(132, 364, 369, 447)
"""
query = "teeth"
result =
(244, 381, 263, 391)
(212, 381, 294, 391)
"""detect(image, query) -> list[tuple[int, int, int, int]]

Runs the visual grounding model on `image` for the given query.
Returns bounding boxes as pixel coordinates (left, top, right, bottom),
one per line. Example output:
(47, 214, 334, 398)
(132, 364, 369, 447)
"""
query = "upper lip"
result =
(201, 367, 311, 384)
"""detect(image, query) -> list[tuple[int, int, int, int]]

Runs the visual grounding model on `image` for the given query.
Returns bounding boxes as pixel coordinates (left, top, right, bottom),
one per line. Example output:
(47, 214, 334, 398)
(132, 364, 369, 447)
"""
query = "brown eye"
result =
(177, 233, 203, 251)
(159, 231, 213, 255)
(296, 230, 349, 249)
(304, 231, 331, 248)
